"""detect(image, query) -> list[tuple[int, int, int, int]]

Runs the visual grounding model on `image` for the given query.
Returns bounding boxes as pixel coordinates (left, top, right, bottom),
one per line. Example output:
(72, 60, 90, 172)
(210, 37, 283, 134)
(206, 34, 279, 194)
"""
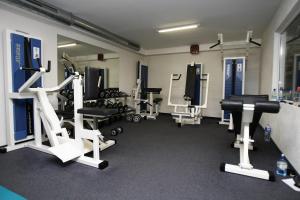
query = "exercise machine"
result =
(134, 79, 162, 120)
(210, 31, 261, 128)
(228, 95, 269, 150)
(1, 30, 114, 169)
(132, 62, 162, 121)
(220, 95, 280, 181)
(168, 63, 209, 126)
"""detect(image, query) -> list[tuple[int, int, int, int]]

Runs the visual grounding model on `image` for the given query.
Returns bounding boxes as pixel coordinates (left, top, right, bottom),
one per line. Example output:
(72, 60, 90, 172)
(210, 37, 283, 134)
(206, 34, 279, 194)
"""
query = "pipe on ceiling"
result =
(2, 0, 141, 51)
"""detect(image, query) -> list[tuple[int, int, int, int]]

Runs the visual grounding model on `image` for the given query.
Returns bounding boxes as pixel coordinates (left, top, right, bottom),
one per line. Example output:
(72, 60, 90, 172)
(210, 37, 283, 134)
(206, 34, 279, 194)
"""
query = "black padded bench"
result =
(220, 95, 280, 181)
(77, 107, 119, 117)
(222, 95, 269, 140)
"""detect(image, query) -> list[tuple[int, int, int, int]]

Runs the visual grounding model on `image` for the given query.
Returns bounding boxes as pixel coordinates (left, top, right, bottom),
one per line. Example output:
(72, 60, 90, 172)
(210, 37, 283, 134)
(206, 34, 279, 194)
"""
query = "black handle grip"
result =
(173, 74, 182, 80)
(249, 38, 261, 47)
(46, 60, 51, 72)
(20, 58, 51, 73)
(20, 67, 41, 72)
(209, 40, 221, 49)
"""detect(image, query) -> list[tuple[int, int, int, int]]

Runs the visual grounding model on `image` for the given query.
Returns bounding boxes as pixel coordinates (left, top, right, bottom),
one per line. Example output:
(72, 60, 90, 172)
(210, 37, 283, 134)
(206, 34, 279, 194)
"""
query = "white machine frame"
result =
(221, 104, 274, 181)
(1, 30, 114, 169)
(168, 64, 210, 126)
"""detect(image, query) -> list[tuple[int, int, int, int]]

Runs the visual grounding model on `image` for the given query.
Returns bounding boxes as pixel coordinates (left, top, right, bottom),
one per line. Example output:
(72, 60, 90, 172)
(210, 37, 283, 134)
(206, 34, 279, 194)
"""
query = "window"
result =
(280, 14, 300, 100)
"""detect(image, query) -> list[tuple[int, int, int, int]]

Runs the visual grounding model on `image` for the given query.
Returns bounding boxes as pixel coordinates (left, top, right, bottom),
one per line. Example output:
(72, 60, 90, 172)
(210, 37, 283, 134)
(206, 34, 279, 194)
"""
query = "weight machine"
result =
(168, 63, 209, 126)
(132, 62, 162, 121)
(133, 79, 162, 120)
(1, 30, 114, 169)
(210, 31, 261, 128)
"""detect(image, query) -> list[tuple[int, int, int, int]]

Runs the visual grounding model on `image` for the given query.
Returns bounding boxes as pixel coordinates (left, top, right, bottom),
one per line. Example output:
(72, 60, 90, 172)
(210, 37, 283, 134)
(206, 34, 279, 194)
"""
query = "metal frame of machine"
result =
(1, 30, 114, 169)
(168, 63, 210, 126)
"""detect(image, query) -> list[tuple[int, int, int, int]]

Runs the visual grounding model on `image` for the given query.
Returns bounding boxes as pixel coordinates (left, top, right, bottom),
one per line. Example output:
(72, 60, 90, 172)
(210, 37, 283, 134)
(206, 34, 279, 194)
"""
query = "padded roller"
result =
(221, 100, 243, 111)
(230, 95, 268, 104)
(255, 101, 280, 113)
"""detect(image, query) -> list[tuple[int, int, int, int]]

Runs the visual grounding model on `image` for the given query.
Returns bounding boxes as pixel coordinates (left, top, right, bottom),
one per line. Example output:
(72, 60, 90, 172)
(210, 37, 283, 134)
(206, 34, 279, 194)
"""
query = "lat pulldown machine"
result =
(168, 63, 209, 126)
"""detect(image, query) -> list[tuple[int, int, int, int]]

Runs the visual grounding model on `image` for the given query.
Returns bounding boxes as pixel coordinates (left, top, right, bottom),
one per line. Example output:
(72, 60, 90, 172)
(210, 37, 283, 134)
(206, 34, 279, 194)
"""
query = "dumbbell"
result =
(133, 114, 142, 123)
(99, 90, 106, 98)
(118, 91, 123, 97)
(105, 92, 111, 98)
(111, 127, 123, 136)
(111, 92, 116, 98)
(125, 114, 134, 122)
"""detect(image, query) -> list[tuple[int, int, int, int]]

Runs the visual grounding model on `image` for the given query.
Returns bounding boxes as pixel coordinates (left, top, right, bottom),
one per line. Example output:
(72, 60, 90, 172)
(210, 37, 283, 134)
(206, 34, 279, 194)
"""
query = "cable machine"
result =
(210, 31, 261, 125)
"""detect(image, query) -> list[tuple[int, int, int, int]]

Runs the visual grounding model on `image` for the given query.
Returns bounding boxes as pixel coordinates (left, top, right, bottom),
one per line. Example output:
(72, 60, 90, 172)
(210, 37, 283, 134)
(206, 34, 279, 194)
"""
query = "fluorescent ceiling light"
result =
(58, 43, 77, 48)
(158, 24, 199, 33)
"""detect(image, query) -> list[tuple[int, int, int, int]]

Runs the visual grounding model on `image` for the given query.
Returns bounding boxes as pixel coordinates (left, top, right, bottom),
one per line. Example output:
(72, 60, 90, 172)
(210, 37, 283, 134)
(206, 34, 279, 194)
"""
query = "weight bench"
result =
(134, 80, 163, 120)
(220, 95, 280, 181)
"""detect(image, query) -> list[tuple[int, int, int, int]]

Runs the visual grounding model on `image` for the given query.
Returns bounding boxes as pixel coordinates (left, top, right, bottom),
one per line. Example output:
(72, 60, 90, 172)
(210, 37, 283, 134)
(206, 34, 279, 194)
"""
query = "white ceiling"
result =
(48, 0, 282, 50)
(57, 35, 113, 57)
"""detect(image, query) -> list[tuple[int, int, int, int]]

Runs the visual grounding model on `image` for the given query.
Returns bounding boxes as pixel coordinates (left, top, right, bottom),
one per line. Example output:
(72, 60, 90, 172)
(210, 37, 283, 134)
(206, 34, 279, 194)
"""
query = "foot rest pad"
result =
(49, 140, 83, 163)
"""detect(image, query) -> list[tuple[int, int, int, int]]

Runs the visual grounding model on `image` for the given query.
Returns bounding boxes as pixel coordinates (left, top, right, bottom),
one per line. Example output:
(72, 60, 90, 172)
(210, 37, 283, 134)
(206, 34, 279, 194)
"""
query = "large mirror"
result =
(57, 35, 119, 88)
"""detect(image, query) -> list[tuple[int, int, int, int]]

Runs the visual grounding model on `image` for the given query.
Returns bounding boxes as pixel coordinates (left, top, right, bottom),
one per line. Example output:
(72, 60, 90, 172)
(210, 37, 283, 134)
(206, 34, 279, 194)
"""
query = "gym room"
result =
(0, 0, 299, 199)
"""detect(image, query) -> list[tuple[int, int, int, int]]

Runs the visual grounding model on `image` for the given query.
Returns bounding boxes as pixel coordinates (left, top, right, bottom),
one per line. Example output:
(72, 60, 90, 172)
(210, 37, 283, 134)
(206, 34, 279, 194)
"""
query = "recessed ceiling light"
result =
(58, 43, 77, 48)
(158, 24, 199, 33)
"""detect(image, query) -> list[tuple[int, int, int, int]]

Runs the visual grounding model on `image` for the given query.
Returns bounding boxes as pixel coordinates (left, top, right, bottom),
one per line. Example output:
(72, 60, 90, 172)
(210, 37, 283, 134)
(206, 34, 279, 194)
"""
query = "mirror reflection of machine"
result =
(132, 62, 163, 121)
(168, 63, 210, 127)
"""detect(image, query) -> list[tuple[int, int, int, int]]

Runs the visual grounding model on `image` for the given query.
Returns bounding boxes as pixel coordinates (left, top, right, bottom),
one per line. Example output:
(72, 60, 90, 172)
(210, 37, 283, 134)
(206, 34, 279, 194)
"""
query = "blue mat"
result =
(0, 186, 26, 200)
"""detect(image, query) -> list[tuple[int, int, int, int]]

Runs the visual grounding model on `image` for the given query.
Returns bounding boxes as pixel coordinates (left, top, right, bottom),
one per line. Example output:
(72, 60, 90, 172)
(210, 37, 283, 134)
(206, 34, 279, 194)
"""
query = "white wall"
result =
(0, 4, 144, 146)
(147, 47, 261, 117)
(259, 0, 300, 172)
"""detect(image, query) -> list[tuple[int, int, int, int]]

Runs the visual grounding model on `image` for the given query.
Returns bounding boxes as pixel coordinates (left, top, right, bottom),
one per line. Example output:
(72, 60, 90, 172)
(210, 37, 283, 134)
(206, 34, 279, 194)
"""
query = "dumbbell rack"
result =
(83, 93, 135, 127)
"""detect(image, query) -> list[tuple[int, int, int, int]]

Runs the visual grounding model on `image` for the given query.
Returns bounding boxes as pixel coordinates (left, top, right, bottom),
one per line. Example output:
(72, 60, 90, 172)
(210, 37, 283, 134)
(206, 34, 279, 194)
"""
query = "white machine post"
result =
(221, 104, 274, 181)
